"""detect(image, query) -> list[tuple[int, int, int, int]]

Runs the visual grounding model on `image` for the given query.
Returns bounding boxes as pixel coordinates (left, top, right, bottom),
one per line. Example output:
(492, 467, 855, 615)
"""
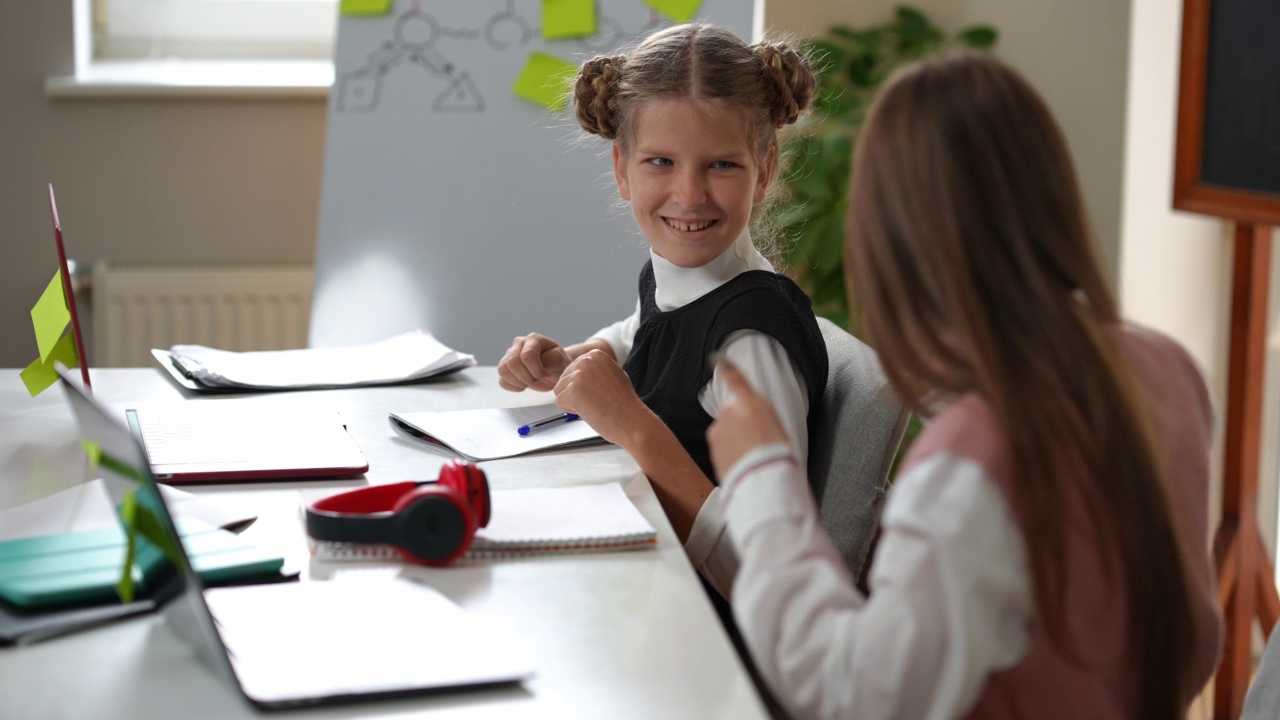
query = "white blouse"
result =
(721, 443, 1033, 720)
(588, 232, 811, 599)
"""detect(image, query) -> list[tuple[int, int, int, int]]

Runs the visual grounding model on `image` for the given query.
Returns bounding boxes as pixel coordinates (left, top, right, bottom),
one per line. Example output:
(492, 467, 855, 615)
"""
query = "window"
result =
(97, 0, 337, 61)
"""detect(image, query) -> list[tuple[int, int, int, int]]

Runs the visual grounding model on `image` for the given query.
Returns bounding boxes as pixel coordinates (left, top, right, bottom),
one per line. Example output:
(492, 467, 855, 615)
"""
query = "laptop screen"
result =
(56, 367, 238, 685)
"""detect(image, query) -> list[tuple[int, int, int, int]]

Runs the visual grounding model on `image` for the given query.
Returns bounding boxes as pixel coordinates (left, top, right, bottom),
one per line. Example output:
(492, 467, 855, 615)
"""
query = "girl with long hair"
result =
(708, 51, 1222, 719)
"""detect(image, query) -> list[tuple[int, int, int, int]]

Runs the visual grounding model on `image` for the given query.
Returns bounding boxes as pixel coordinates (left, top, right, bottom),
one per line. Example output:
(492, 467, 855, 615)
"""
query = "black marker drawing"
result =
(337, 1, 669, 115)
(486, 0, 534, 50)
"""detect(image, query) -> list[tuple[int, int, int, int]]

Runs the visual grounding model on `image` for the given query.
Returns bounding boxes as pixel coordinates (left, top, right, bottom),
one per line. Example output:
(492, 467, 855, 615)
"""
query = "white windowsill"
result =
(45, 59, 333, 100)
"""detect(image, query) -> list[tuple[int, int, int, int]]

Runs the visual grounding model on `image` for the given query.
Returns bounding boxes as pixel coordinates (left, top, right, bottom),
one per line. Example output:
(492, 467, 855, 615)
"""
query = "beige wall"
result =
(1117, 0, 1236, 538)
(0, 2, 326, 369)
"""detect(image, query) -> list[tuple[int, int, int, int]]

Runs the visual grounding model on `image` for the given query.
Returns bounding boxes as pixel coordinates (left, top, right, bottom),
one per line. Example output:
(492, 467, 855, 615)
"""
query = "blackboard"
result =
(310, 1, 755, 362)
(1174, 0, 1280, 224)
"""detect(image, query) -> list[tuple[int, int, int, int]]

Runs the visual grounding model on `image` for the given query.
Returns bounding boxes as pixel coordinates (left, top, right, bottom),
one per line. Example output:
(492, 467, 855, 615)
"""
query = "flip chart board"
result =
(312, 0, 754, 362)
(1174, 0, 1280, 225)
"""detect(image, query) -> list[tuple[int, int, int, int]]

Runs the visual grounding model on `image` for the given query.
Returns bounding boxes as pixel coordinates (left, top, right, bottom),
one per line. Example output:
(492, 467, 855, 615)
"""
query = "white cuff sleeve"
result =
(683, 487, 739, 599)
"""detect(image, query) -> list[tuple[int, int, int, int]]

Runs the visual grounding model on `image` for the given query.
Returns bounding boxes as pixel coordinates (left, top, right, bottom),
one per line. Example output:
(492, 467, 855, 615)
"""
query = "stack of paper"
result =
(310, 483, 657, 561)
(152, 330, 475, 391)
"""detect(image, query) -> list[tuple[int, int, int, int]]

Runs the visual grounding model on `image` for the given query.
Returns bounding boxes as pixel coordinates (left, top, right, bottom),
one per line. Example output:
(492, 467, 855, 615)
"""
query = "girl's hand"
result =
(553, 349, 648, 447)
(707, 361, 790, 478)
(498, 333, 572, 392)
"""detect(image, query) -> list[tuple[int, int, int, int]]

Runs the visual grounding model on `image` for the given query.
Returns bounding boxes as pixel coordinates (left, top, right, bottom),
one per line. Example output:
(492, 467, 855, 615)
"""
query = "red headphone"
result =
(304, 460, 491, 566)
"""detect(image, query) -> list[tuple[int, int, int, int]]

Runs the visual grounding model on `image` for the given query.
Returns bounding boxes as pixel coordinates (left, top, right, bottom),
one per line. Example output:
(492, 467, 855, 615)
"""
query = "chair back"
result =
(1243, 623, 1280, 719)
(808, 317, 911, 579)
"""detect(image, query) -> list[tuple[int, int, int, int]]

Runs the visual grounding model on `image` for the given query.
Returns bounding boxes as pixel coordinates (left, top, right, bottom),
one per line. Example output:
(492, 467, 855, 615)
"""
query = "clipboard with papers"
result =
(152, 330, 475, 392)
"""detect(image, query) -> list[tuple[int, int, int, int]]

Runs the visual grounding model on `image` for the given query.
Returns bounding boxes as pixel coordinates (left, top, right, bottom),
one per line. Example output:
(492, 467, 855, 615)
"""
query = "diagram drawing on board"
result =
(337, 0, 667, 115)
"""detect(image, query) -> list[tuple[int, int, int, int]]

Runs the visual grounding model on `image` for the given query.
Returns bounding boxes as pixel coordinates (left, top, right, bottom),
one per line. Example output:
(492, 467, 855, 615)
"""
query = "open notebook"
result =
(389, 403, 608, 462)
(310, 483, 657, 560)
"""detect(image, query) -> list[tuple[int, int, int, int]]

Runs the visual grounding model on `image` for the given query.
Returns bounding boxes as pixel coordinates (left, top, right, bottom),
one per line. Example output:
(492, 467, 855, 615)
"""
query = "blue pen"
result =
(517, 412, 580, 436)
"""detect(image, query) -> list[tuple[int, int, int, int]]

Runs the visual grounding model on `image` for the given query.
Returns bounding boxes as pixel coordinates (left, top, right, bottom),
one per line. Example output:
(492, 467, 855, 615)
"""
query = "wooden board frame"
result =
(1173, 0, 1280, 226)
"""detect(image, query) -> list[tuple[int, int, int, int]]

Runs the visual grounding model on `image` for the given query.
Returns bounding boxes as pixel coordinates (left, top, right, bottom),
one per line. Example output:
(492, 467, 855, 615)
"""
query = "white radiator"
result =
(92, 259, 314, 368)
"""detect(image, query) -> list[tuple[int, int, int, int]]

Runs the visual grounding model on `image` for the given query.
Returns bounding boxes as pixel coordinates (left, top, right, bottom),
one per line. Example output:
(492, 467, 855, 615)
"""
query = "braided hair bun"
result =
(754, 42, 815, 127)
(574, 55, 626, 138)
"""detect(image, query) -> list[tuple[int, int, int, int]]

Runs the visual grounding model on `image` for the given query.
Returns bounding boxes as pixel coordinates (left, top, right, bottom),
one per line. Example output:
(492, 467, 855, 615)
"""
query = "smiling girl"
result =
(497, 23, 828, 600)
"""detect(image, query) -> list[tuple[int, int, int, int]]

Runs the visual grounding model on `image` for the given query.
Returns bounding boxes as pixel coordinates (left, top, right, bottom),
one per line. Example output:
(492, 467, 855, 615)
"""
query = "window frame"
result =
(97, 0, 338, 61)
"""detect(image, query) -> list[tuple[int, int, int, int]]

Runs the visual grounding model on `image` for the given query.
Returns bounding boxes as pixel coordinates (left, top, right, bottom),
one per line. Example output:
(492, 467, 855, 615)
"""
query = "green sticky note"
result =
(31, 270, 70, 362)
(19, 331, 79, 397)
(116, 491, 139, 603)
(83, 440, 102, 470)
(340, 0, 393, 15)
(512, 52, 578, 110)
(543, 0, 596, 39)
(98, 449, 148, 485)
(643, 0, 701, 23)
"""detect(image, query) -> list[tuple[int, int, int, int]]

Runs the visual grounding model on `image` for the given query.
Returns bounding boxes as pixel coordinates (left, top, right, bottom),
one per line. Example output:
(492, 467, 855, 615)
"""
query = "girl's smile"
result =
(613, 98, 773, 268)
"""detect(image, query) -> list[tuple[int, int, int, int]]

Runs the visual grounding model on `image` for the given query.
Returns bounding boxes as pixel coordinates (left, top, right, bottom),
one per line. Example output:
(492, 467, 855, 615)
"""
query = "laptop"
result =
(57, 367, 535, 710)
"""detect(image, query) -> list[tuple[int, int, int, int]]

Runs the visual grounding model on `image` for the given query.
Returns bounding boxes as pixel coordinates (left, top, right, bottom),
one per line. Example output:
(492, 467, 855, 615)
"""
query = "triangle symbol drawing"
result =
(432, 71, 484, 112)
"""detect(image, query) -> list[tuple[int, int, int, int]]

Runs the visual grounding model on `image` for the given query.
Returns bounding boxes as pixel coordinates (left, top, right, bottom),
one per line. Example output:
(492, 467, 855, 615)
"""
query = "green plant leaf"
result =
(777, 2, 998, 383)
(958, 26, 998, 48)
(895, 6, 929, 33)
(828, 25, 860, 43)
(847, 52, 879, 88)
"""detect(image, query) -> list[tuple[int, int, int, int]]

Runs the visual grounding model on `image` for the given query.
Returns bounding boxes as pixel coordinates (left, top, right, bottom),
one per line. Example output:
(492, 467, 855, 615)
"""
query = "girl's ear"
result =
(613, 143, 632, 201)
(754, 144, 777, 204)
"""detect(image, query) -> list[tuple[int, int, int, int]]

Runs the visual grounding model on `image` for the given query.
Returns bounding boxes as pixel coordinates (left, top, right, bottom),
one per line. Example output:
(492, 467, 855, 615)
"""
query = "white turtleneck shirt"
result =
(588, 232, 811, 598)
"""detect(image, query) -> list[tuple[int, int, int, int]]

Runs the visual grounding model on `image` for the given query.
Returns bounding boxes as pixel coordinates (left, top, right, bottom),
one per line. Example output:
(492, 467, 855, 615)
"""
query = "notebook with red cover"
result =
(124, 403, 368, 483)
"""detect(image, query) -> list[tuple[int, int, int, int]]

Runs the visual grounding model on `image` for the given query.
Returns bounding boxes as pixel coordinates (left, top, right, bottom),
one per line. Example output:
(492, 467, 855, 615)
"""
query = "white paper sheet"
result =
(389, 403, 607, 461)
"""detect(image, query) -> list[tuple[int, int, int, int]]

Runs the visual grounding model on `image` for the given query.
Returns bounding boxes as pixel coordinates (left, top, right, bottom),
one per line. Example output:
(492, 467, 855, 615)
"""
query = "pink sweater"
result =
(902, 325, 1223, 718)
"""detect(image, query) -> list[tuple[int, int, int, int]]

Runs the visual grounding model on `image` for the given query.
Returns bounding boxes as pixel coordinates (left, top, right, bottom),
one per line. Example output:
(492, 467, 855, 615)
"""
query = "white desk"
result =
(0, 368, 768, 719)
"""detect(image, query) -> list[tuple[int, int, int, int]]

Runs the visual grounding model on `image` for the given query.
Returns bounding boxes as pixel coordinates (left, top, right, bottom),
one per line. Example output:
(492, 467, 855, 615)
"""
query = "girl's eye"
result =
(711, 160, 738, 170)
(647, 157, 673, 167)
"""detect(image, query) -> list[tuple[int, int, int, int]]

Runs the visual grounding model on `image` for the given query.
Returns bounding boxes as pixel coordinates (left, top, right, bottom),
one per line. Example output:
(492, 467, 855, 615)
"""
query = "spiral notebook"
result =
(310, 483, 657, 560)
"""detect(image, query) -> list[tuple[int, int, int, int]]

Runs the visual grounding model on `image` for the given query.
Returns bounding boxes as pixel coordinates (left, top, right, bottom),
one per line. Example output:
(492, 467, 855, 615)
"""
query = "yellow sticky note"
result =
(513, 52, 578, 111)
(19, 331, 79, 397)
(543, 0, 596, 40)
(31, 270, 70, 361)
(340, 0, 393, 16)
(83, 440, 102, 470)
(643, 0, 702, 23)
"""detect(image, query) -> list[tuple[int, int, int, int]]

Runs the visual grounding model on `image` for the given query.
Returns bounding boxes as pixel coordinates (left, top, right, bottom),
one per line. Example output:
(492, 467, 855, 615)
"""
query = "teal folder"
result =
(0, 516, 284, 611)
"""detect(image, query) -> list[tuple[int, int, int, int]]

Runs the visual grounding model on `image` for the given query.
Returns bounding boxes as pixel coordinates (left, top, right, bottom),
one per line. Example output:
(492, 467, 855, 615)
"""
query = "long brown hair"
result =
(848, 51, 1197, 717)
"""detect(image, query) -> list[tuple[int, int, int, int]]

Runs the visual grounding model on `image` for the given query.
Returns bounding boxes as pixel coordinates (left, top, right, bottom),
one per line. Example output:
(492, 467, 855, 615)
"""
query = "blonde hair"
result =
(572, 24, 815, 258)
